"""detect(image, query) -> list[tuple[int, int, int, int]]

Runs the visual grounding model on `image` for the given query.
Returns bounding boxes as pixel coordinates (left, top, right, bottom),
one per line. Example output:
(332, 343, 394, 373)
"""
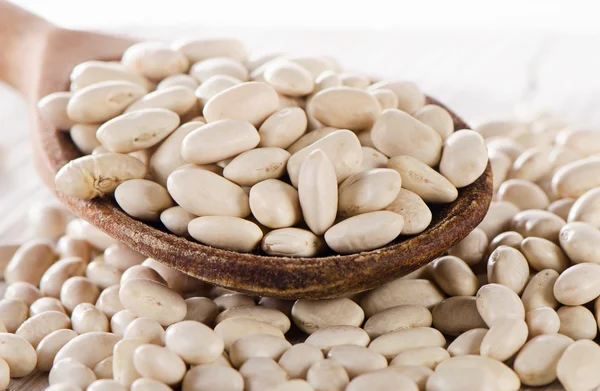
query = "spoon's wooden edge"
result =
(39, 92, 492, 299)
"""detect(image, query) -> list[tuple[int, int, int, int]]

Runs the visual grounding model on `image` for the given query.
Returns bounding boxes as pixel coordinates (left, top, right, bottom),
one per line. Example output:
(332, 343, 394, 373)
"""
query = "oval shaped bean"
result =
(288, 129, 362, 187)
(93, 357, 114, 380)
(120, 266, 166, 287)
(552, 157, 600, 198)
(372, 109, 442, 166)
(122, 42, 189, 81)
(70, 303, 108, 334)
(361, 279, 445, 317)
(487, 246, 529, 294)
(164, 320, 223, 365)
(89, 379, 128, 391)
(509, 146, 553, 183)
(60, 276, 100, 313)
(223, 147, 290, 186)
(70, 124, 101, 154)
(568, 187, 600, 228)
(413, 104, 453, 140)
(447, 328, 488, 357)
(369, 327, 445, 360)
(286, 126, 338, 155)
(308, 87, 380, 131)
(113, 339, 143, 386)
(478, 201, 520, 240)
(249, 179, 301, 229)
(36, 329, 78, 372)
(119, 279, 186, 327)
(5, 239, 57, 286)
(383, 188, 432, 235)
(110, 310, 138, 337)
(173, 37, 246, 63)
(133, 344, 186, 385)
(157, 73, 198, 90)
(30, 297, 67, 317)
(514, 333, 573, 386)
(229, 333, 291, 368)
(127, 86, 197, 116)
(476, 283, 525, 327)
(258, 107, 307, 149)
(261, 228, 325, 257)
(70, 60, 151, 91)
(56, 237, 91, 264)
(497, 179, 550, 210)
(427, 367, 495, 391)
(390, 346, 449, 370)
(360, 146, 388, 171)
(292, 298, 364, 334)
(557, 305, 597, 340)
(214, 318, 284, 351)
(337, 169, 401, 217)
(526, 307, 560, 337)
(188, 216, 263, 252)
(0, 333, 37, 377)
(142, 258, 204, 293)
(431, 296, 486, 336)
(264, 61, 314, 96)
(55, 332, 120, 369)
(363, 304, 432, 339)
(480, 318, 528, 361)
(521, 269, 560, 311)
(305, 326, 370, 353)
(239, 357, 288, 391)
(511, 210, 566, 242)
(346, 371, 418, 391)
(16, 310, 71, 348)
(306, 360, 349, 391)
(278, 343, 323, 379)
(325, 211, 403, 254)
(95, 285, 124, 319)
(440, 129, 487, 188)
(159, 206, 196, 238)
(326, 345, 386, 378)
(435, 355, 520, 391)
(557, 340, 600, 391)
(85, 260, 122, 290)
(167, 165, 250, 218)
(5, 281, 41, 306)
(49, 358, 97, 389)
(370, 89, 398, 111)
(104, 244, 145, 272)
(0, 298, 29, 333)
(447, 228, 488, 266)
(37, 92, 75, 130)
(40, 257, 87, 299)
(432, 255, 478, 296)
(554, 263, 600, 305)
(368, 80, 425, 113)
(203, 81, 278, 126)
(55, 153, 148, 199)
(123, 317, 164, 346)
(184, 297, 219, 326)
(559, 222, 600, 264)
(520, 237, 569, 272)
(182, 364, 244, 391)
(190, 57, 248, 83)
(216, 306, 290, 333)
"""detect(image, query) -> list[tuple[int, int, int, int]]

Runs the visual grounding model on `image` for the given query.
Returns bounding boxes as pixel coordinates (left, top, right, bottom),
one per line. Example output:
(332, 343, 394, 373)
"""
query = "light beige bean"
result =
(70, 124, 101, 154)
(360, 146, 388, 171)
(363, 305, 432, 339)
(86, 260, 122, 289)
(476, 120, 526, 140)
(159, 207, 196, 237)
(369, 327, 445, 360)
(476, 283, 525, 327)
(520, 237, 569, 272)
(184, 297, 219, 326)
(511, 210, 566, 242)
(513, 333, 573, 386)
(448, 228, 488, 266)
(557, 305, 597, 340)
(105, 244, 145, 272)
(314, 70, 342, 92)
(305, 326, 370, 353)
(36, 330, 77, 371)
(440, 129, 487, 188)
(488, 231, 523, 255)
(214, 316, 284, 351)
(28, 203, 69, 240)
(55, 332, 120, 369)
(127, 86, 197, 116)
(509, 146, 553, 183)
(0, 333, 37, 377)
(119, 278, 186, 326)
(70, 303, 108, 334)
(372, 109, 442, 166)
(325, 344, 386, 378)
(163, 320, 222, 365)
(286, 127, 339, 155)
(264, 61, 314, 96)
(248, 179, 301, 229)
(189, 57, 247, 83)
(431, 296, 486, 336)
(521, 269, 560, 311)
(5, 281, 41, 306)
(37, 92, 75, 130)
(0, 244, 19, 279)
(229, 333, 291, 368)
(306, 359, 349, 391)
(555, 128, 600, 155)
(427, 366, 495, 391)
(360, 279, 445, 317)
(60, 276, 100, 313)
(390, 346, 449, 370)
(142, 258, 204, 293)
(113, 338, 143, 387)
(478, 201, 520, 240)
(488, 149, 511, 191)
(288, 129, 362, 187)
(387, 155, 457, 203)
(195, 76, 242, 111)
(133, 344, 186, 385)
(182, 364, 244, 391)
(526, 307, 560, 337)
(383, 189, 432, 235)
(559, 222, 600, 264)
(157, 73, 199, 90)
(413, 104, 453, 140)
(568, 187, 600, 228)
(487, 246, 530, 294)
(55, 153, 148, 199)
(308, 87, 380, 131)
(88, 379, 128, 391)
(337, 169, 401, 217)
(0, 298, 28, 333)
(173, 37, 246, 63)
(291, 298, 364, 334)
(278, 343, 324, 379)
(40, 257, 87, 299)
(215, 306, 290, 333)
(223, 147, 290, 186)
(557, 339, 600, 391)
(110, 310, 138, 337)
(497, 179, 550, 210)
(121, 265, 166, 286)
(480, 318, 528, 361)
(67, 80, 146, 124)
(554, 263, 600, 305)
(122, 42, 189, 80)
(45, 384, 82, 391)
(123, 317, 165, 346)
(49, 358, 97, 389)
(239, 357, 288, 391)
(346, 371, 418, 391)
(552, 157, 600, 198)
(30, 297, 66, 317)
(16, 310, 71, 348)
(5, 239, 57, 286)
(261, 227, 325, 257)
(70, 60, 151, 91)
(66, 219, 118, 251)
(203, 81, 278, 127)
(96, 284, 125, 319)
(167, 165, 250, 217)
(432, 256, 478, 296)
(436, 355, 520, 391)
(447, 328, 488, 357)
(325, 211, 403, 254)
(369, 88, 398, 111)
(267, 379, 315, 391)
(188, 216, 262, 252)
(339, 72, 370, 89)
(258, 107, 307, 149)
(367, 80, 425, 113)
(93, 357, 114, 380)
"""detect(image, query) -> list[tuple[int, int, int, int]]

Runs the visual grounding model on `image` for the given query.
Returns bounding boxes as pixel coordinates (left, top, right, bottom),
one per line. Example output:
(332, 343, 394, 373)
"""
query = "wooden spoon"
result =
(1, 1, 492, 299)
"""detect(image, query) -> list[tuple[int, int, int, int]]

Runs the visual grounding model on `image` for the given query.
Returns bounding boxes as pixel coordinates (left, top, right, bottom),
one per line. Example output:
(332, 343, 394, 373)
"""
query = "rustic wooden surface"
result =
(1, 25, 595, 390)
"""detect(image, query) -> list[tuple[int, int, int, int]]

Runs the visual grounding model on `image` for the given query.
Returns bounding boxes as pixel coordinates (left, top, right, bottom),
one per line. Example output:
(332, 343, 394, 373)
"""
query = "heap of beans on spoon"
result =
(0, 37, 592, 391)
(39, 38, 488, 256)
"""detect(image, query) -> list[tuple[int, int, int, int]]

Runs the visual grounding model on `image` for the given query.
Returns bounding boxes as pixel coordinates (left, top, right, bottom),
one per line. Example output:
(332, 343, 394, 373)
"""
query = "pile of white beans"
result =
(37, 38, 490, 256)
